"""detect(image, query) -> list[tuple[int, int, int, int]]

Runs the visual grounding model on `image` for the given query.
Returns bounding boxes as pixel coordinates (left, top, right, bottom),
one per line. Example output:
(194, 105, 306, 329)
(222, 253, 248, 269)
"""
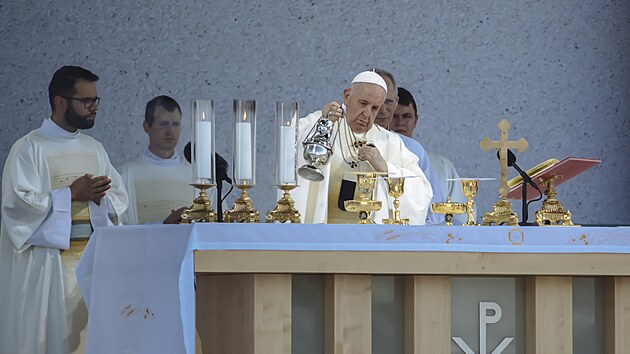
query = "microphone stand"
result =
(512, 163, 539, 227)
(216, 179, 224, 222)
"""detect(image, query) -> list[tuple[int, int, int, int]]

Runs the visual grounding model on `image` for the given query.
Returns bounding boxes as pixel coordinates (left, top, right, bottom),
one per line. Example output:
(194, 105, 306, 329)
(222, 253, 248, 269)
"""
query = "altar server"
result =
(391, 87, 469, 224)
(0, 65, 128, 354)
(119, 95, 197, 224)
(373, 69, 446, 224)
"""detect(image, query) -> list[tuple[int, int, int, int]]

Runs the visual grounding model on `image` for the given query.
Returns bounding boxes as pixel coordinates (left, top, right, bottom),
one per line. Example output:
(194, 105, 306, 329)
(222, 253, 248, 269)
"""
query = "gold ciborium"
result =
(383, 177, 409, 225)
(223, 184, 260, 223)
(344, 172, 382, 224)
(180, 183, 217, 223)
(265, 185, 301, 223)
(431, 197, 467, 226)
(461, 179, 480, 226)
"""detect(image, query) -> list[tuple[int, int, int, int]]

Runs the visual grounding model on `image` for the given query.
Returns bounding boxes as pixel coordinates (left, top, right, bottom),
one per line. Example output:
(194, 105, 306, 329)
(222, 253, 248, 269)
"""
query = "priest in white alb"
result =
(293, 70, 433, 224)
(119, 95, 197, 224)
(392, 86, 470, 224)
(0, 66, 128, 354)
(372, 69, 446, 225)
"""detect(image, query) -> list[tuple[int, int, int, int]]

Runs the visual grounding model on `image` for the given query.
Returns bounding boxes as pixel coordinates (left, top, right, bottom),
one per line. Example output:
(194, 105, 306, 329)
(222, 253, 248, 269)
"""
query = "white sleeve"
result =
(26, 187, 72, 250)
(89, 196, 121, 228)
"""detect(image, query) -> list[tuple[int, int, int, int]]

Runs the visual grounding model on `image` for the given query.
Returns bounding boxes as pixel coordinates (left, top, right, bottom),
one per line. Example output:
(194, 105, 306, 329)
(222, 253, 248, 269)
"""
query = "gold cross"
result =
(480, 119, 528, 198)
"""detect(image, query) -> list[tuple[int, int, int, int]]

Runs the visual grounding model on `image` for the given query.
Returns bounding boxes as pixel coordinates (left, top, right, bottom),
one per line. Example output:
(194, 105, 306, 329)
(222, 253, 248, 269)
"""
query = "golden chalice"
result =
(431, 197, 467, 226)
(383, 177, 409, 225)
(461, 179, 480, 226)
(344, 172, 382, 224)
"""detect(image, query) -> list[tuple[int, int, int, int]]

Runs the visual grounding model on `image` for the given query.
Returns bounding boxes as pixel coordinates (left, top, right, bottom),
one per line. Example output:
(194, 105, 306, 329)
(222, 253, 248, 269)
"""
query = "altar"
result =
(76, 224, 630, 354)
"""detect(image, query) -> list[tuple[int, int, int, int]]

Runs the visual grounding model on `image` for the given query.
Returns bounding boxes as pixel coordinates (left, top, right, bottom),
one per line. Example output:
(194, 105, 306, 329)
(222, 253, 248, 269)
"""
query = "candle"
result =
(195, 120, 213, 180)
(279, 125, 296, 184)
(235, 121, 253, 181)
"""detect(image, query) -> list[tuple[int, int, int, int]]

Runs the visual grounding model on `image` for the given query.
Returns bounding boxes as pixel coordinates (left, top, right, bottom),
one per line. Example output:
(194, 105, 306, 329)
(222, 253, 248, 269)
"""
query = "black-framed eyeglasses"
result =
(61, 96, 101, 108)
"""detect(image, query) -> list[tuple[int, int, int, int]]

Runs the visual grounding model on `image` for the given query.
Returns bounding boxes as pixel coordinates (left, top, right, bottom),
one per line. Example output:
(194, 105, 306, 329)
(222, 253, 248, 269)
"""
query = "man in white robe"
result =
(372, 69, 446, 224)
(294, 71, 432, 224)
(119, 95, 196, 224)
(119, 96, 209, 353)
(0, 66, 128, 354)
(391, 87, 469, 224)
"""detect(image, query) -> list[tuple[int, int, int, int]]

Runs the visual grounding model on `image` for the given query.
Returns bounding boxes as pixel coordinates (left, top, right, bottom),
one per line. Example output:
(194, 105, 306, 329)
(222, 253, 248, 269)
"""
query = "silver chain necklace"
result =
(336, 118, 366, 169)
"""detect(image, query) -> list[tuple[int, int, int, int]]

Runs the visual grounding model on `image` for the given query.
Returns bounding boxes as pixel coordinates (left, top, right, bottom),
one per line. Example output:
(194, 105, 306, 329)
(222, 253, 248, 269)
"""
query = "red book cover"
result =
(507, 157, 601, 200)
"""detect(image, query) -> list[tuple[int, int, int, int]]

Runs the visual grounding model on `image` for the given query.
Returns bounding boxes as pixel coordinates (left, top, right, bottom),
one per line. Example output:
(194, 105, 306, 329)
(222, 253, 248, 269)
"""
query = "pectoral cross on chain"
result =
(480, 119, 528, 198)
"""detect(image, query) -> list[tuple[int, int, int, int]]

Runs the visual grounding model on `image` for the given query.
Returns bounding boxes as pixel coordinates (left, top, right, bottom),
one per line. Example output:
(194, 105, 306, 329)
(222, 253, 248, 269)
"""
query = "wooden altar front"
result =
(195, 248, 630, 354)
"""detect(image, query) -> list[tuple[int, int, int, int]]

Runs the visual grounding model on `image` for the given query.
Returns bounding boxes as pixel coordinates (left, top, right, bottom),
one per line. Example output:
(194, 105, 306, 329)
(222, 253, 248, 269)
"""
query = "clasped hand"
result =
(70, 174, 111, 205)
(163, 206, 189, 224)
(357, 144, 388, 173)
(321, 101, 387, 172)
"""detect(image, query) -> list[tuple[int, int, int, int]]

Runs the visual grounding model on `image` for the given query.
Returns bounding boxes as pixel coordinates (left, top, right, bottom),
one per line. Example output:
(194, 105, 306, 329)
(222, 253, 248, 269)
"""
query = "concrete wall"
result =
(1, 0, 628, 224)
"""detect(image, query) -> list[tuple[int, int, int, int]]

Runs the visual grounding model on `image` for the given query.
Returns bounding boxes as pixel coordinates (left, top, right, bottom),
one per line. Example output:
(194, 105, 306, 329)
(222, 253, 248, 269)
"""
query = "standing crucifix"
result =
(480, 118, 528, 198)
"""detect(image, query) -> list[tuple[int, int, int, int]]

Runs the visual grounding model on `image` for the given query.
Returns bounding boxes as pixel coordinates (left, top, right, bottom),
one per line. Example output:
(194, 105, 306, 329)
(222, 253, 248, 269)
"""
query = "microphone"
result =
(184, 142, 232, 184)
(503, 149, 516, 166)
(214, 153, 232, 185)
(501, 150, 536, 187)
(183, 142, 192, 164)
(496, 149, 542, 226)
(184, 142, 232, 222)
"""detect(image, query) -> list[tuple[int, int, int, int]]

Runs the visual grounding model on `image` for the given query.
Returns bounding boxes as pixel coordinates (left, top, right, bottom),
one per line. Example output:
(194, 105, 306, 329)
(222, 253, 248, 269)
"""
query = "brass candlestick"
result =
(535, 175, 576, 226)
(180, 183, 217, 223)
(265, 185, 301, 223)
(343, 172, 382, 224)
(461, 179, 480, 226)
(224, 185, 260, 223)
(431, 197, 467, 226)
(383, 177, 409, 225)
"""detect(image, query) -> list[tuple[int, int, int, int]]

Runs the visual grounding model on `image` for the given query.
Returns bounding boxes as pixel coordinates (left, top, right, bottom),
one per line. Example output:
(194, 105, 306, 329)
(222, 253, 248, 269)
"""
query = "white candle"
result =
(279, 125, 296, 184)
(235, 122, 253, 181)
(195, 120, 212, 180)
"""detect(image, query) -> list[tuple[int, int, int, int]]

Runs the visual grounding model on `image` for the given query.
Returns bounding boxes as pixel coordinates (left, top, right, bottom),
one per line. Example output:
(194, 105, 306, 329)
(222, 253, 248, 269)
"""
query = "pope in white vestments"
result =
(293, 71, 433, 224)
(0, 66, 128, 354)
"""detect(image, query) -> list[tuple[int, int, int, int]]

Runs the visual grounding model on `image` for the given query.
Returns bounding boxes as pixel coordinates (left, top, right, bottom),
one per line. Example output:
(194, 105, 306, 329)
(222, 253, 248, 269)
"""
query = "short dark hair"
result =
(374, 68, 398, 94)
(48, 66, 99, 111)
(397, 87, 417, 116)
(144, 95, 182, 126)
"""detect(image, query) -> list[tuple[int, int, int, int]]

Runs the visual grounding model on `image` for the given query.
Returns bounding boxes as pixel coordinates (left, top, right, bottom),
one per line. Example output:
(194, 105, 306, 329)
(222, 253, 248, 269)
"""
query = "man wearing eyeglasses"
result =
(373, 68, 445, 224)
(118, 95, 196, 224)
(0, 65, 128, 354)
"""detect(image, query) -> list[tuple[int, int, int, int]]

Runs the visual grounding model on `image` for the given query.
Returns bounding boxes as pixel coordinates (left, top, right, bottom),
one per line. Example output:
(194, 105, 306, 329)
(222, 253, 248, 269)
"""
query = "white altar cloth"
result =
(76, 224, 630, 354)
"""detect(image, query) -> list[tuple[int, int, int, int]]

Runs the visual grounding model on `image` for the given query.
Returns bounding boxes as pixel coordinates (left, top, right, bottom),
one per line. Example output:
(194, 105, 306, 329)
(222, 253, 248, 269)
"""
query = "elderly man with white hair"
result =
(293, 70, 433, 224)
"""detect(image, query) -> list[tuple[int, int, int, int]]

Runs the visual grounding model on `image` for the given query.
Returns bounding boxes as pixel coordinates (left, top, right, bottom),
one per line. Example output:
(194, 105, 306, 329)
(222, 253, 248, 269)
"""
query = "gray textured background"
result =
(1, 0, 628, 225)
